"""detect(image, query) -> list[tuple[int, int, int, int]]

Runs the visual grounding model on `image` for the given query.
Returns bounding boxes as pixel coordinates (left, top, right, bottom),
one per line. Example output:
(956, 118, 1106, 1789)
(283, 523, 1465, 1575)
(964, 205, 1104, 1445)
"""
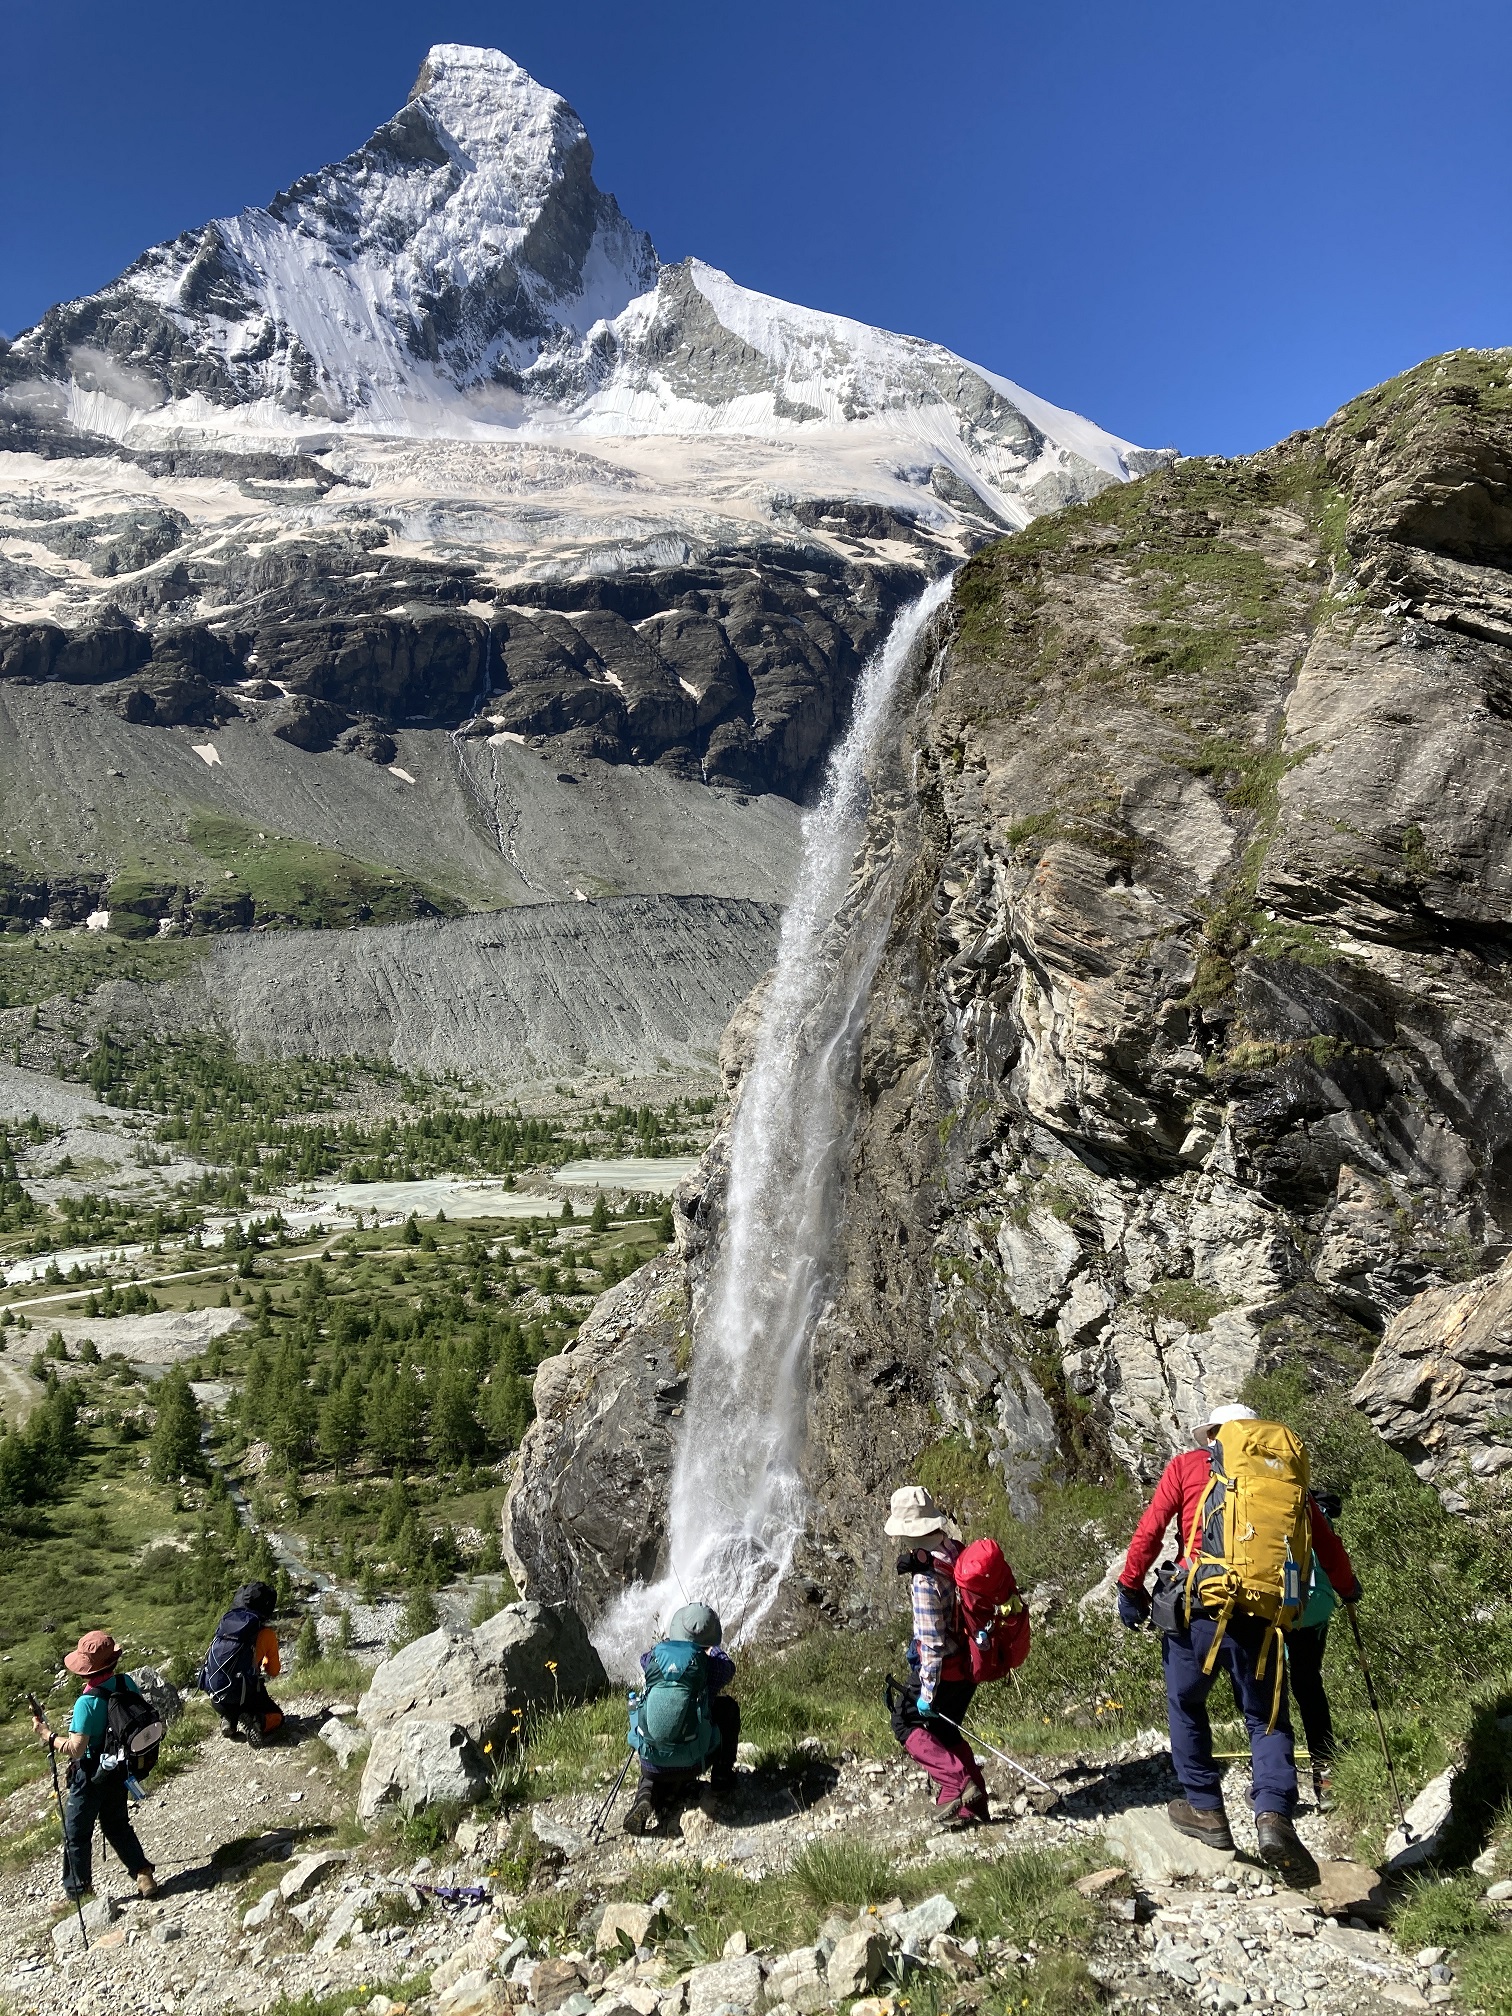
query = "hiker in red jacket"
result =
(1117, 1403, 1361, 1876)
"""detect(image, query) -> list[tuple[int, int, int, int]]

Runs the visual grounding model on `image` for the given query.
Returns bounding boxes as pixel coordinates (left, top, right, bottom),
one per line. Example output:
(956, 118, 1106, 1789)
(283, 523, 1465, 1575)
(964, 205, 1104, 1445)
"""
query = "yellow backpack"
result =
(1183, 1418, 1312, 1730)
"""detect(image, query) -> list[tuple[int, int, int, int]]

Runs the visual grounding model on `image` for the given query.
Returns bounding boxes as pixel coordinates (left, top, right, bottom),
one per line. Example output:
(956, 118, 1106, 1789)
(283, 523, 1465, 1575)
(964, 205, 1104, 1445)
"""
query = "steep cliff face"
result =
(508, 349, 1512, 1624)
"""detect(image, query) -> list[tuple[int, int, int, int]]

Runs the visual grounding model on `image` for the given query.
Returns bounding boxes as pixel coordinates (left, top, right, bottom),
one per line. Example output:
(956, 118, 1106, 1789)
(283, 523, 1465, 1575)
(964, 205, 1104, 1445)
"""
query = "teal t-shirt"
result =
(1297, 1559, 1336, 1632)
(70, 1673, 140, 1764)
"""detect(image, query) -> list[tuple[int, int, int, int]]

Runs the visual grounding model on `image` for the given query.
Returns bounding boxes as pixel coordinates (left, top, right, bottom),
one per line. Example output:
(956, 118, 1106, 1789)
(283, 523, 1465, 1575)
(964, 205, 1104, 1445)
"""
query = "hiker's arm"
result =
(705, 1647, 735, 1695)
(911, 1573, 949, 1703)
(32, 1714, 86, 1762)
(1120, 1456, 1185, 1591)
(1308, 1499, 1361, 1601)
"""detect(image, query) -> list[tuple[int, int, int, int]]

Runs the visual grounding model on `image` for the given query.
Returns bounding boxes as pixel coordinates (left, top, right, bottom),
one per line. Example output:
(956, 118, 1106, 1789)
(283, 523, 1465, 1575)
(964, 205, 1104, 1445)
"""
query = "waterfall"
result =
(596, 575, 953, 1667)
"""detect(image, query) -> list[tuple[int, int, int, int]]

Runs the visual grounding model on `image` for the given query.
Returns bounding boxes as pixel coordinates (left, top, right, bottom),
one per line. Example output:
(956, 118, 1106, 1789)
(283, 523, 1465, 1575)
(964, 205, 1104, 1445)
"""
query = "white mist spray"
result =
(597, 576, 953, 1667)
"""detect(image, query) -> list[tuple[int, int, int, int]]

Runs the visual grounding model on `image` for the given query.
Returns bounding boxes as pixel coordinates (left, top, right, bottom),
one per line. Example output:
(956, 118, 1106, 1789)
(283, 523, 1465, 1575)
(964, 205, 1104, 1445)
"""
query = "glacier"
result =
(1, 42, 1160, 546)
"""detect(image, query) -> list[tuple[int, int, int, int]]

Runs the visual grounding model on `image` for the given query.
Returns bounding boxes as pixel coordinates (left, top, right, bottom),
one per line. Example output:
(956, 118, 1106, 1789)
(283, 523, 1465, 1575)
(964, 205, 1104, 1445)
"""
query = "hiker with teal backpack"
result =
(623, 1603, 739, 1836)
(30, 1631, 163, 1906)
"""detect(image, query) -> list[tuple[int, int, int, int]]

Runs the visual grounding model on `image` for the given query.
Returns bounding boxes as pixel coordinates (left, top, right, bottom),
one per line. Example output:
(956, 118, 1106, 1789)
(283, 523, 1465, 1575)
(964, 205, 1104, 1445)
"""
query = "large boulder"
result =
(504, 1262, 690, 1612)
(357, 1600, 606, 1753)
(1353, 1256, 1512, 1509)
(130, 1666, 183, 1726)
(357, 1719, 488, 1822)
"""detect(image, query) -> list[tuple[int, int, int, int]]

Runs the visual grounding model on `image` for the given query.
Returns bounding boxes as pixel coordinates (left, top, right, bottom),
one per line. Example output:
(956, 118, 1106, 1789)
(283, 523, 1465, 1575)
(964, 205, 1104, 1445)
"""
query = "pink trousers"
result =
(904, 1722, 988, 1807)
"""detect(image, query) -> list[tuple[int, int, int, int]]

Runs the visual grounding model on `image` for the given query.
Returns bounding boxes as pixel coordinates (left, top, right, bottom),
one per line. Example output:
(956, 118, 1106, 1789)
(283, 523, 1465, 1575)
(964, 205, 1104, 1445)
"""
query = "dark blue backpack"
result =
(629, 1640, 714, 1772)
(198, 1605, 264, 1709)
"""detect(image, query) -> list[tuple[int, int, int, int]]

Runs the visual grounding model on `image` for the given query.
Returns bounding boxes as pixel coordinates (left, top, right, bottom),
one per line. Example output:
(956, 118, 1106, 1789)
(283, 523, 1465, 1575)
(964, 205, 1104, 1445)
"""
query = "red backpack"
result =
(945, 1538, 1031, 1683)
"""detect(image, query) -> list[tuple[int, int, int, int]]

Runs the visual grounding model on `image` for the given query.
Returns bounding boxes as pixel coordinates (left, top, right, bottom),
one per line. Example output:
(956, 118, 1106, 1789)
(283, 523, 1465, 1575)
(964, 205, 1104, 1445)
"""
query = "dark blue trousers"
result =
(62, 1767, 150, 1897)
(1162, 1611, 1298, 1816)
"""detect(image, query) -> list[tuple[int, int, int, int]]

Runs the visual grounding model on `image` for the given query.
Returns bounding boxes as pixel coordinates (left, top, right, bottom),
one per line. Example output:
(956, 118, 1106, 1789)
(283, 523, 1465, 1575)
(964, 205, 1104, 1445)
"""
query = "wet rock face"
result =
(1353, 1255, 1512, 1509)
(504, 1258, 691, 1613)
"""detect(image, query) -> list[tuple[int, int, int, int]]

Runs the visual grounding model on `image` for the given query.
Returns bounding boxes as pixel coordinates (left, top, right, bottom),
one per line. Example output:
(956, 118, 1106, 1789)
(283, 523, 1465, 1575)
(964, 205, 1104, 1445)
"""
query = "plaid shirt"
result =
(910, 1537, 964, 1696)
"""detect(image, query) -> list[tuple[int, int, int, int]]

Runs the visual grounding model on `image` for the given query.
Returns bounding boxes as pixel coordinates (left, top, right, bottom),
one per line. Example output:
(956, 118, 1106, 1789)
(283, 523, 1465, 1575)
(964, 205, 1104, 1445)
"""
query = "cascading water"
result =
(597, 575, 953, 1668)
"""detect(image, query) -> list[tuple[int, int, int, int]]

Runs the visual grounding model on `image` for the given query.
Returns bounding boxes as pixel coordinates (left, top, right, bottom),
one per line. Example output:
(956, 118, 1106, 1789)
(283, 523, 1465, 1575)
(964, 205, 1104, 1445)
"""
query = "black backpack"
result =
(198, 1604, 265, 1708)
(98, 1681, 166, 1780)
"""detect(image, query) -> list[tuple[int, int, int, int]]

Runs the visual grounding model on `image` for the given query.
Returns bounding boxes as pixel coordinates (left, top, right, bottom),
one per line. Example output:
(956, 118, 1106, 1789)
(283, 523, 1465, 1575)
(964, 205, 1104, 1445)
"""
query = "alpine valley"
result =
(3, 48, 1512, 2010)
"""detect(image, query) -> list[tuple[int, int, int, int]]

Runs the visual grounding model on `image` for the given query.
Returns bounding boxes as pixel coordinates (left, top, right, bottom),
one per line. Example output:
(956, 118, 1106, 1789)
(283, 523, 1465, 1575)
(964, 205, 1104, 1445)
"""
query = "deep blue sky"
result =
(3, 1, 1508, 455)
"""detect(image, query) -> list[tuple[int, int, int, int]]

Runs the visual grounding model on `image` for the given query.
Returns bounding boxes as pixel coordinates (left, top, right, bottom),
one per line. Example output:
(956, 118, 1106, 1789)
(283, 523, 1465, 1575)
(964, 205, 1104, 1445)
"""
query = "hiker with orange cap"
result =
(884, 1484, 1029, 1829)
(30, 1631, 158, 1903)
(1116, 1402, 1360, 1878)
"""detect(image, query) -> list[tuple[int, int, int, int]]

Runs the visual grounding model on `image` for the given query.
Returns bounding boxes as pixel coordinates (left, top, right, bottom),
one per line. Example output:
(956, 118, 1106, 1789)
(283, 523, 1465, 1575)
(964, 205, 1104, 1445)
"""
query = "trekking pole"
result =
(1343, 1604, 1408, 1832)
(925, 1708, 1057, 1796)
(588, 1749, 635, 1844)
(30, 1695, 87, 1952)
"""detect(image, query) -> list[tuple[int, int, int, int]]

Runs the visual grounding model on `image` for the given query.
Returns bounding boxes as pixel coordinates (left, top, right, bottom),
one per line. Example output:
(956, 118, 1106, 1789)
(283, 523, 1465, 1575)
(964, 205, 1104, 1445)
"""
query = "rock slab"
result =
(1104, 1806, 1236, 1882)
(358, 1719, 489, 1821)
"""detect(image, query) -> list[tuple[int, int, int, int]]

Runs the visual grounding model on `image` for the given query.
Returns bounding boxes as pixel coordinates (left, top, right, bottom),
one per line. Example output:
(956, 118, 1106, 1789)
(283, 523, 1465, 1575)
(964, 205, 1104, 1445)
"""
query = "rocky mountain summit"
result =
(509, 348, 1512, 1624)
(0, 44, 1164, 926)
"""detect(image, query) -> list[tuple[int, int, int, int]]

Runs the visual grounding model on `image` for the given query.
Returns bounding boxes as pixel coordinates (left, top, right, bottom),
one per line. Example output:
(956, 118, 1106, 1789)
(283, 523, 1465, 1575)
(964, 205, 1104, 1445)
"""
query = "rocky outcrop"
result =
(358, 1719, 488, 1823)
(0, 549, 929, 802)
(358, 1602, 606, 1748)
(356, 1600, 606, 1817)
(510, 349, 1512, 1623)
(503, 1257, 691, 1611)
(1353, 1256, 1512, 1509)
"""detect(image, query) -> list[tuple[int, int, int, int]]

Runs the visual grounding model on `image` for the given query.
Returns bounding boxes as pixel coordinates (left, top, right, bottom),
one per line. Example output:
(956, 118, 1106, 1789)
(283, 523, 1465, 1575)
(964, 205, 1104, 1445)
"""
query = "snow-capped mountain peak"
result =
(6, 44, 657, 429)
(1, 44, 1166, 553)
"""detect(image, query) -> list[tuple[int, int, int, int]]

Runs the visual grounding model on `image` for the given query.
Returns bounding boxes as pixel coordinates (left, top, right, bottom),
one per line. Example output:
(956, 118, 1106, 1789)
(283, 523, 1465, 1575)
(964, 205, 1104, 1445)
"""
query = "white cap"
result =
(1205, 1402, 1258, 1429)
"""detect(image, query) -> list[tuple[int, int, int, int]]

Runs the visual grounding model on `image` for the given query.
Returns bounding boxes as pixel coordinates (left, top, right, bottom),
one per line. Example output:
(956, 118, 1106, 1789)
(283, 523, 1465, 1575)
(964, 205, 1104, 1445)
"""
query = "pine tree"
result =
(394, 1585, 437, 1648)
(150, 1368, 204, 1482)
(430, 1367, 482, 1467)
(590, 1192, 609, 1234)
(294, 1610, 320, 1668)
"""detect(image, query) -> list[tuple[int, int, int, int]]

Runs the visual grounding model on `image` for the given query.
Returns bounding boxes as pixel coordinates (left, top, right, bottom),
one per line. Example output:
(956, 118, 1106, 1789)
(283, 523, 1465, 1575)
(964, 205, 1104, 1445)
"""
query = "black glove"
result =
(1337, 1578, 1363, 1607)
(1117, 1583, 1151, 1630)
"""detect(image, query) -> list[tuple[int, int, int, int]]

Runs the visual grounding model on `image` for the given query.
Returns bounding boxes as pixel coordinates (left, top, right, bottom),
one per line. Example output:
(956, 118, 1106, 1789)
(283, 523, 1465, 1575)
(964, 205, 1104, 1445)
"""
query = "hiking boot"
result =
(243, 1719, 265, 1750)
(1256, 1812, 1317, 1881)
(1312, 1766, 1334, 1813)
(622, 1791, 659, 1838)
(939, 1793, 985, 1830)
(218, 1716, 239, 1741)
(136, 1868, 159, 1900)
(1168, 1799, 1235, 1850)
